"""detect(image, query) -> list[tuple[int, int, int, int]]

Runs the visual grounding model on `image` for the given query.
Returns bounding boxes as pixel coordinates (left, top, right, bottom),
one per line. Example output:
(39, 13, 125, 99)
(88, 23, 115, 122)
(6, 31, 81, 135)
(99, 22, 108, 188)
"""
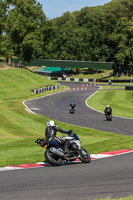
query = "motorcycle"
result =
(105, 112, 112, 121)
(69, 106, 76, 114)
(35, 132, 91, 166)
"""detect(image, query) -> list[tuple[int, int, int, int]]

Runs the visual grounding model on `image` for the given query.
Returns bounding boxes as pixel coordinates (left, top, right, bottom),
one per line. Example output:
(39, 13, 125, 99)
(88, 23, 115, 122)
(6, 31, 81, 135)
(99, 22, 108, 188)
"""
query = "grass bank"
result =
(0, 69, 133, 167)
(87, 86, 133, 118)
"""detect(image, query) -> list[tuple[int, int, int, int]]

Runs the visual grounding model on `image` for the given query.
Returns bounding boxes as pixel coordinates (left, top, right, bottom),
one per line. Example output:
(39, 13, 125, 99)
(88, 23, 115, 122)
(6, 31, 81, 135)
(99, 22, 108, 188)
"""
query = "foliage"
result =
(45, 0, 133, 72)
(4, 0, 46, 63)
(0, 0, 133, 72)
(0, 0, 7, 55)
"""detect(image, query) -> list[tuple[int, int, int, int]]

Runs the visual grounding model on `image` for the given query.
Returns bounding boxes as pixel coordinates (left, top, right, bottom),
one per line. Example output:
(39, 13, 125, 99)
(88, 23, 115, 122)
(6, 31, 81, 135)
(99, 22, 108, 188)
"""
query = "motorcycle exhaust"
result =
(50, 147, 64, 158)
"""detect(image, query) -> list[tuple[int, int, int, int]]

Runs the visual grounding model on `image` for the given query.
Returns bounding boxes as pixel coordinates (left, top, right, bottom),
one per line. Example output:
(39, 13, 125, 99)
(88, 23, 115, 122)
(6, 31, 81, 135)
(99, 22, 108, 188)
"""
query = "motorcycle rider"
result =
(104, 105, 112, 120)
(45, 120, 72, 153)
(108, 79, 112, 85)
(69, 100, 76, 112)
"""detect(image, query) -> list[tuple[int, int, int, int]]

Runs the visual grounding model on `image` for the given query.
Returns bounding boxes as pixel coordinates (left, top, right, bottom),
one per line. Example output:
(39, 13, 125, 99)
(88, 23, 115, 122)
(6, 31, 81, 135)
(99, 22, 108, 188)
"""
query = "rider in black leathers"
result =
(104, 105, 112, 120)
(69, 101, 76, 109)
(45, 120, 72, 153)
(104, 105, 112, 114)
(69, 101, 76, 113)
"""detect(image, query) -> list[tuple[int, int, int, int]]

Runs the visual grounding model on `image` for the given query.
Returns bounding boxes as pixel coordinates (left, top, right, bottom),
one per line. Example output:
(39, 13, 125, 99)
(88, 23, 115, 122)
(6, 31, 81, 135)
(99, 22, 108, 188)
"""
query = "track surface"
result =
(25, 81, 133, 136)
(1, 82, 133, 200)
(1, 153, 133, 200)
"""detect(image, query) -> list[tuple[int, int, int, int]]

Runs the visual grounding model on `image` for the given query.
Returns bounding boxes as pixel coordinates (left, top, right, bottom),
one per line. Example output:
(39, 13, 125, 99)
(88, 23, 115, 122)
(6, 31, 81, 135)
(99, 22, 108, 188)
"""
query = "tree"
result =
(0, 0, 7, 55)
(5, 0, 46, 66)
(109, 16, 133, 73)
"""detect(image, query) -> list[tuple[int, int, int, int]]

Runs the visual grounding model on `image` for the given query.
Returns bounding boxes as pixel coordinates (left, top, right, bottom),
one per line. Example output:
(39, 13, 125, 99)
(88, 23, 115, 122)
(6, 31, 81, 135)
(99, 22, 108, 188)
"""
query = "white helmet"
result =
(47, 120, 56, 127)
(107, 105, 109, 107)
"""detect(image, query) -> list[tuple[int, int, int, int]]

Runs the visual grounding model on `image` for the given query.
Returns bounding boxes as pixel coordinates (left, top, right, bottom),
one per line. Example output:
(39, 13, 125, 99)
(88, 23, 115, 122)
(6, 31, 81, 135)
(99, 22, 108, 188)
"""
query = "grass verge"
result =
(87, 87, 133, 118)
(93, 197, 133, 200)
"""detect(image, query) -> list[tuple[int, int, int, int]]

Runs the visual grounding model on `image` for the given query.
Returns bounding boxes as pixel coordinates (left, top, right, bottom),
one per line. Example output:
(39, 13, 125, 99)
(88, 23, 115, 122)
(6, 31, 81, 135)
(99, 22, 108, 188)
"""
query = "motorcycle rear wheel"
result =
(79, 147, 91, 163)
(45, 149, 62, 166)
(105, 114, 112, 121)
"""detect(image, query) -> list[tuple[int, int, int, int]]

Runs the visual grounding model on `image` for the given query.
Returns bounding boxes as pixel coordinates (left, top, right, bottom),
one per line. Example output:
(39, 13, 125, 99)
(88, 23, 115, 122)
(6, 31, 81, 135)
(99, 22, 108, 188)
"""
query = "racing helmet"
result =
(47, 120, 56, 127)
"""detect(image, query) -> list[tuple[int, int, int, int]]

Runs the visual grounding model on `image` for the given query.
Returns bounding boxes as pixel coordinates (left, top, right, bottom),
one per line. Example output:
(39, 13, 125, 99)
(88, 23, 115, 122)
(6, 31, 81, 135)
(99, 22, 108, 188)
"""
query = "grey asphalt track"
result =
(25, 81, 133, 136)
(1, 81, 133, 200)
(1, 153, 133, 200)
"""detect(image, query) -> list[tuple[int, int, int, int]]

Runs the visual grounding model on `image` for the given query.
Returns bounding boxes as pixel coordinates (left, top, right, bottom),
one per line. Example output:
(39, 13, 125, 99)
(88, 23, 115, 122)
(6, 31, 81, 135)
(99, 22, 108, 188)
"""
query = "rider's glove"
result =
(68, 130, 73, 135)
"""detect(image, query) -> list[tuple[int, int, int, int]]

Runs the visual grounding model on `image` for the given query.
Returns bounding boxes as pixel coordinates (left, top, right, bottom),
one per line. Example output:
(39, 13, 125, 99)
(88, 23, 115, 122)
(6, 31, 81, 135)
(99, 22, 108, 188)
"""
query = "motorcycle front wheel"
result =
(79, 147, 91, 163)
(45, 149, 62, 166)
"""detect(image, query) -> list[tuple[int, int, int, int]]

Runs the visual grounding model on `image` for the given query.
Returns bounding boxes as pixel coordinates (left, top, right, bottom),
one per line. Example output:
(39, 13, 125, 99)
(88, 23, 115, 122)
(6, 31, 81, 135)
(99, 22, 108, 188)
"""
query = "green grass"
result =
(87, 87, 133, 118)
(100, 86, 125, 89)
(93, 197, 133, 200)
(0, 68, 133, 167)
(69, 68, 133, 80)
(70, 72, 105, 79)
(107, 76, 133, 80)
(97, 82, 133, 85)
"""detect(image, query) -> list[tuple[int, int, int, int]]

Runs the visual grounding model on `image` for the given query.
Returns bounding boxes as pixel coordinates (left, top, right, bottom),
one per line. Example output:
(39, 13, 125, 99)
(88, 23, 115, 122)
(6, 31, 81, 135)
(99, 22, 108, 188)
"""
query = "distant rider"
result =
(104, 105, 112, 115)
(69, 100, 76, 109)
(108, 80, 112, 85)
(45, 120, 72, 153)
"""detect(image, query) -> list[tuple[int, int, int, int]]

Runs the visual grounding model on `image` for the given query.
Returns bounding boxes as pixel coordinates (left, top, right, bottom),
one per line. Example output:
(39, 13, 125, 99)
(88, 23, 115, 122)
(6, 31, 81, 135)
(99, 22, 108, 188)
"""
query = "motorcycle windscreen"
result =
(73, 133, 80, 141)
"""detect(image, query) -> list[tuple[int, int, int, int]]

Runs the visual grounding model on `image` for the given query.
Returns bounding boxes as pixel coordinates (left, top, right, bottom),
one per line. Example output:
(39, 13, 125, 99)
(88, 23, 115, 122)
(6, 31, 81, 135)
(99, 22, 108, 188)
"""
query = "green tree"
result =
(42, 20, 58, 59)
(0, 0, 7, 55)
(110, 17, 133, 73)
(5, 0, 46, 65)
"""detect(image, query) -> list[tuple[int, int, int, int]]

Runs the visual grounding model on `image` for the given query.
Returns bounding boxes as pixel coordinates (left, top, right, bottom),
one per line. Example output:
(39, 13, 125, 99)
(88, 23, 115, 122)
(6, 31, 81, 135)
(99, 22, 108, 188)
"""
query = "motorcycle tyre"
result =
(105, 114, 112, 121)
(79, 147, 91, 163)
(69, 109, 74, 114)
(45, 149, 62, 166)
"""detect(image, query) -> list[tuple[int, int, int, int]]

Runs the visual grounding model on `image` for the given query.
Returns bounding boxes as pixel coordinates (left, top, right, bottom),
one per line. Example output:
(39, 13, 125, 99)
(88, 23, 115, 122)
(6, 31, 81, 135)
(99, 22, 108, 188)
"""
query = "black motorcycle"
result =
(69, 106, 76, 114)
(35, 132, 91, 166)
(105, 112, 112, 121)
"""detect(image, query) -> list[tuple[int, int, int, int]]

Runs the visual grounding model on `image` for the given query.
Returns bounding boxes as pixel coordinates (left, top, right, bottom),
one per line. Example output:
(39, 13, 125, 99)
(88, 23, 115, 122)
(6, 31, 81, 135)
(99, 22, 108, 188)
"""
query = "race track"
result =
(1, 81, 133, 200)
(25, 81, 133, 136)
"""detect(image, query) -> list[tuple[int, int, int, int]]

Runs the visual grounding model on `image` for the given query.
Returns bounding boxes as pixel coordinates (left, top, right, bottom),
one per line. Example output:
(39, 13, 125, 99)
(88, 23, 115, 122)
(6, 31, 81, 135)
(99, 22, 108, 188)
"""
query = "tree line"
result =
(0, 0, 133, 73)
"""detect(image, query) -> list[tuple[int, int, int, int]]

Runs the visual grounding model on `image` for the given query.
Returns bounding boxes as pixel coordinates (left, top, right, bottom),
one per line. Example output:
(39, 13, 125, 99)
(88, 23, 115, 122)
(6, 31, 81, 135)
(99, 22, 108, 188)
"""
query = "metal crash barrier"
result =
(32, 84, 60, 94)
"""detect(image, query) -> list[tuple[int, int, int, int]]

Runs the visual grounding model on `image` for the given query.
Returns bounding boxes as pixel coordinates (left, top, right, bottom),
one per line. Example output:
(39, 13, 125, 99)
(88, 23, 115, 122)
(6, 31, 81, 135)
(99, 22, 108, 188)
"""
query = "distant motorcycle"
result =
(35, 132, 91, 166)
(105, 112, 112, 121)
(69, 106, 76, 114)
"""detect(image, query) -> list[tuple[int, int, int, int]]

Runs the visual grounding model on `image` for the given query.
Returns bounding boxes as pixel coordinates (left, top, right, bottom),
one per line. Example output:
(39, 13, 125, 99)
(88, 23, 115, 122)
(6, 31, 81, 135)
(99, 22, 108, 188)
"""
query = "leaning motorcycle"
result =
(35, 132, 91, 166)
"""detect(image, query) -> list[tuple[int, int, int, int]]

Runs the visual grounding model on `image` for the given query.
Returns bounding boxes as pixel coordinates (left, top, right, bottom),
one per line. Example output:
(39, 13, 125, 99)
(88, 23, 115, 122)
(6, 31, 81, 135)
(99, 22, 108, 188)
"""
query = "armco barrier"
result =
(32, 84, 60, 94)
(47, 76, 133, 83)
(125, 86, 133, 90)
(47, 77, 94, 82)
